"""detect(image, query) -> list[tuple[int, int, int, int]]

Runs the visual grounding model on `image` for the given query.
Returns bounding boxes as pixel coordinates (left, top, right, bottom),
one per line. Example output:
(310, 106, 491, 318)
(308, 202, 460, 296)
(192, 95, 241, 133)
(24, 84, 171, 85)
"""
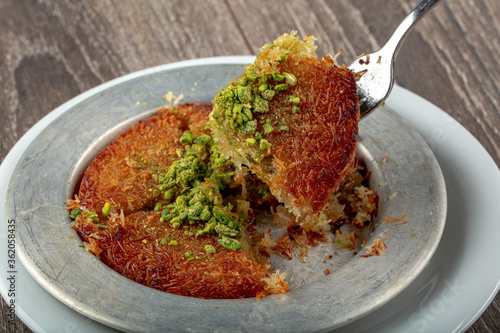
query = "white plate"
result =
(1, 57, 499, 333)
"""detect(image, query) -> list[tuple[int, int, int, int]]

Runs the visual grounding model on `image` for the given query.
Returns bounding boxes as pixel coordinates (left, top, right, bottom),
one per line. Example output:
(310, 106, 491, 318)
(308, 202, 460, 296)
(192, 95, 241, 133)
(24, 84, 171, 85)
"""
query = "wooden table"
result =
(1, 0, 499, 332)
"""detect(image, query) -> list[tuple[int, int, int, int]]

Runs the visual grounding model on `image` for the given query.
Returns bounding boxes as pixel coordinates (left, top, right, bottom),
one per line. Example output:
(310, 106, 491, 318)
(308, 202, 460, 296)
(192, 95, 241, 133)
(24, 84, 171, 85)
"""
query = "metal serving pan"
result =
(6, 57, 446, 332)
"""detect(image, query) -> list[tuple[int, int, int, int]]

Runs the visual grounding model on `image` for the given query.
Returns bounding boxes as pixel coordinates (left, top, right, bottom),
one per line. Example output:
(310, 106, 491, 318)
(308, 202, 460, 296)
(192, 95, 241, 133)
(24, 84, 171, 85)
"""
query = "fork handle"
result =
(384, 0, 441, 56)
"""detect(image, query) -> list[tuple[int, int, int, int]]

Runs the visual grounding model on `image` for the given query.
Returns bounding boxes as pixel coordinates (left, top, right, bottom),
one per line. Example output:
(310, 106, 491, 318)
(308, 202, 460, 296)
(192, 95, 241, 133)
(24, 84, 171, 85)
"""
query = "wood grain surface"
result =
(1, 0, 499, 332)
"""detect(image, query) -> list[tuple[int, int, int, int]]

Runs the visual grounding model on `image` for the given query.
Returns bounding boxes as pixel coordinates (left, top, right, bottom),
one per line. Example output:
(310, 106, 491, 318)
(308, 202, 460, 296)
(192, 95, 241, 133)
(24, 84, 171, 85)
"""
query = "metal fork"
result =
(348, 0, 441, 119)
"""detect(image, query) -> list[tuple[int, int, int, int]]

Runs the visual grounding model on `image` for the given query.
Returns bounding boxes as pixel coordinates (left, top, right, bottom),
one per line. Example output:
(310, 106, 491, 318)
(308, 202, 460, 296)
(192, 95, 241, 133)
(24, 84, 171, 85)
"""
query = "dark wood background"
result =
(1, 0, 499, 332)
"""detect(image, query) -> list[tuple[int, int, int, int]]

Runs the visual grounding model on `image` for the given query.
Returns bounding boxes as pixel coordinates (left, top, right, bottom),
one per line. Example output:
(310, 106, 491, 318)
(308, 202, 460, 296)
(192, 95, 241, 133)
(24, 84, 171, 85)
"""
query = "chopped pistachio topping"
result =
(214, 224, 241, 238)
(153, 130, 254, 251)
(218, 235, 242, 251)
(154, 202, 163, 212)
(263, 123, 274, 135)
(253, 96, 269, 113)
(237, 85, 252, 103)
(84, 211, 99, 223)
(283, 73, 297, 86)
(180, 130, 194, 144)
(194, 134, 211, 144)
(246, 138, 257, 145)
(210, 34, 315, 165)
(69, 208, 81, 220)
(261, 89, 275, 101)
(101, 202, 111, 217)
(272, 73, 284, 82)
(286, 95, 300, 105)
(274, 83, 289, 91)
(212, 63, 303, 158)
(247, 70, 258, 80)
(164, 188, 173, 200)
(278, 54, 288, 63)
(240, 76, 250, 86)
(259, 139, 271, 150)
(204, 244, 216, 254)
(242, 120, 257, 134)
